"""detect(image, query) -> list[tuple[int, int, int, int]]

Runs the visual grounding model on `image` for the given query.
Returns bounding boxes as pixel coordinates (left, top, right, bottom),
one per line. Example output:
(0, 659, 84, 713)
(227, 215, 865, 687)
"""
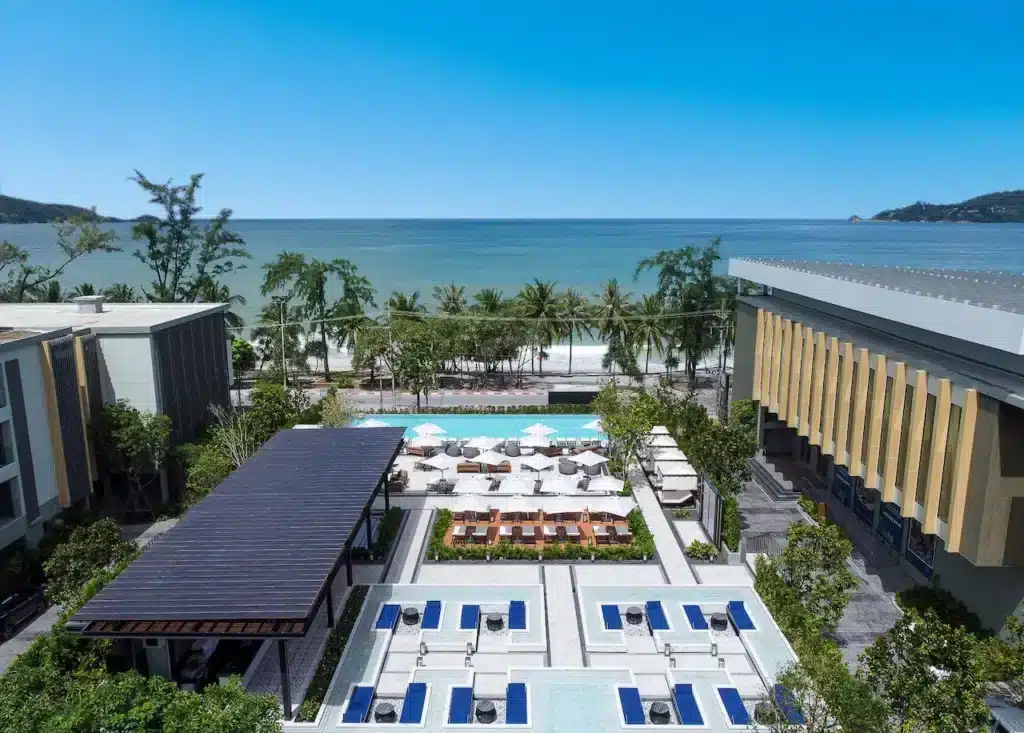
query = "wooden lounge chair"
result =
(407, 446, 426, 457)
(489, 464, 512, 474)
(594, 525, 610, 544)
(457, 463, 481, 473)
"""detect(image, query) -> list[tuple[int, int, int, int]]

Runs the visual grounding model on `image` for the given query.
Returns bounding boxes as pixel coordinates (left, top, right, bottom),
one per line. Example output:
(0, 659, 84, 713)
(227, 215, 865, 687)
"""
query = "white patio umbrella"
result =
(472, 450, 509, 467)
(520, 453, 555, 471)
(542, 495, 577, 517)
(413, 422, 446, 435)
(581, 419, 603, 431)
(650, 425, 671, 435)
(586, 476, 625, 494)
(503, 494, 538, 517)
(588, 496, 633, 518)
(522, 423, 557, 436)
(357, 418, 391, 428)
(569, 451, 609, 467)
(541, 475, 577, 494)
(465, 436, 501, 450)
(420, 453, 460, 474)
(649, 434, 678, 448)
(455, 476, 490, 494)
(461, 494, 492, 518)
(519, 434, 552, 448)
(498, 477, 532, 494)
(409, 434, 443, 448)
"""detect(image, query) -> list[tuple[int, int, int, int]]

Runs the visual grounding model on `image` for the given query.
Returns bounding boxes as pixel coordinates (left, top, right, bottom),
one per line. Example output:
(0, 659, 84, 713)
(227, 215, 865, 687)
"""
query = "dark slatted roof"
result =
(71, 427, 404, 638)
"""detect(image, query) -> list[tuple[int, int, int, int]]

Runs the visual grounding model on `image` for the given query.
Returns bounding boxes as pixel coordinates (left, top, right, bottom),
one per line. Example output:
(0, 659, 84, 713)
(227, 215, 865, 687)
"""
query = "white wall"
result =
(97, 334, 159, 412)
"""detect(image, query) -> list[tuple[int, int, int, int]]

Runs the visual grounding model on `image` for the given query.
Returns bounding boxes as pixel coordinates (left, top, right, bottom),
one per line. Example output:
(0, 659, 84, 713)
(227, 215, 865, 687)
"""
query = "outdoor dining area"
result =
(443, 495, 635, 548)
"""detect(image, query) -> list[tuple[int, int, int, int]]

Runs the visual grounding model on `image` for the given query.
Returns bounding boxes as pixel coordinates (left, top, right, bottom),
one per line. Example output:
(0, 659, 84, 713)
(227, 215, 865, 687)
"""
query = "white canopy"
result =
(502, 495, 538, 515)
(662, 475, 699, 493)
(586, 475, 625, 494)
(413, 422, 446, 435)
(569, 450, 609, 467)
(420, 454, 460, 472)
(497, 477, 532, 495)
(465, 436, 501, 450)
(587, 496, 633, 518)
(541, 496, 578, 516)
(522, 423, 557, 436)
(519, 435, 552, 448)
(357, 418, 391, 428)
(409, 435, 443, 448)
(472, 450, 509, 467)
(653, 447, 689, 462)
(460, 495, 492, 514)
(649, 434, 678, 448)
(582, 419, 603, 431)
(520, 454, 555, 471)
(455, 476, 491, 494)
(650, 425, 671, 435)
(541, 475, 578, 494)
(657, 460, 698, 477)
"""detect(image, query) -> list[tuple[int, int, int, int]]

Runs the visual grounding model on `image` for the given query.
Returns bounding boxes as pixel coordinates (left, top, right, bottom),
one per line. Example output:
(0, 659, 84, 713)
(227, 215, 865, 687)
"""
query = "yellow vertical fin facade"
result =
(946, 389, 978, 554)
(849, 348, 871, 476)
(797, 327, 814, 437)
(900, 369, 930, 516)
(864, 354, 887, 490)
(882, 362, 908, 503)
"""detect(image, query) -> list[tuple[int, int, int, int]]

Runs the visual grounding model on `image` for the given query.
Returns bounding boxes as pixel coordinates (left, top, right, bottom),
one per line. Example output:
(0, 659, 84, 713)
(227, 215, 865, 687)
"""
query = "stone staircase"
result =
(747, 456, 801, 504)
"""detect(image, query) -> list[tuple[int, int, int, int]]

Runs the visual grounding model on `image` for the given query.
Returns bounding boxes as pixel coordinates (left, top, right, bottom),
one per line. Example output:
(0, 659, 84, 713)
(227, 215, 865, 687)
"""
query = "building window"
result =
(0, 478, 16, 521)
(878, 375, 894, 473)
(896, 383, 915, 489)
(861, 366, 875, 465)
(938, 403, 963, 523)
(916, 393, 938, 500)
(846, 359, 859, 457)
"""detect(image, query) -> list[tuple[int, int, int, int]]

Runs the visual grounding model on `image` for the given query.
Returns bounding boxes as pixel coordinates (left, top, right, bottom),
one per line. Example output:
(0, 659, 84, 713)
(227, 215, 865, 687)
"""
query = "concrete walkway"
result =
(385, 509, 432, 584)
(543, 565, 583, 667)
(630, 474, 695, 585)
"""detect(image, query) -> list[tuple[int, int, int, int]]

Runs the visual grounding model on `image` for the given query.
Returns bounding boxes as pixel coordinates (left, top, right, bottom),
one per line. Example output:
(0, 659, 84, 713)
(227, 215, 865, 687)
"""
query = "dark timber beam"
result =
(346, 544, 353, 586)
(383, 478, 390, 512)
(364, 508, 373, 549)
(278, 639, 292, 720)
(326, 583, 335, 628)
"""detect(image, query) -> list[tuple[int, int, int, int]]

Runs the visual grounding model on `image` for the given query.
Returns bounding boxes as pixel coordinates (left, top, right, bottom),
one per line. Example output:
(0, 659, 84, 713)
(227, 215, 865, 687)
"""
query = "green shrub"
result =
(895, 585, 985, 636)
(427, 508, 655, 562)
(721, 495, 740, 551)
(672, 508, 691, 519)
(685, 540, 717, 561)
(619, 480, 633, 497)
(797, 495, 818, 520)
(351, 507, 404, 561)
(334, 373, 357, 389)
(295, 585, 369, 722)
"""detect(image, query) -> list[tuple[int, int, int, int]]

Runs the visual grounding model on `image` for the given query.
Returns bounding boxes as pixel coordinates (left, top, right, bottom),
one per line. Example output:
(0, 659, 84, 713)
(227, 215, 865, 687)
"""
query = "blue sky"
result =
(2, 1, 1022, 219)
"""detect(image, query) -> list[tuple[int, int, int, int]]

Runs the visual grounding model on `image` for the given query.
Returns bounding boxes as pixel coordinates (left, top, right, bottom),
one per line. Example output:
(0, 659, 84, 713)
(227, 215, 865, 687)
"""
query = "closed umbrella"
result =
(522, 423, 556, 436)
(472, 450, 509, 467)
(569, 451, 609, 467)
(357, 418, 391, 428)
(521, 454, 555, 471)
(413, 422, 446, 435)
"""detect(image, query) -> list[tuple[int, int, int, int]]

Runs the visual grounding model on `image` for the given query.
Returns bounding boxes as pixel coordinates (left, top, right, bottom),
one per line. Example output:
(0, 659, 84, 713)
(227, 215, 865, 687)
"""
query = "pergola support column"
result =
(364, 508, 373, 549)
(346, 544, 353, 586)
(383, 479, 390, 512)
(278, 639, 292, 720)
(326, 583, 335, 628)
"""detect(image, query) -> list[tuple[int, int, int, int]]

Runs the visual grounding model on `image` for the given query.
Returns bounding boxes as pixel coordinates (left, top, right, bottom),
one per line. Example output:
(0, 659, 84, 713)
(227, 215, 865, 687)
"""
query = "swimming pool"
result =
(355, 413, 605, 439)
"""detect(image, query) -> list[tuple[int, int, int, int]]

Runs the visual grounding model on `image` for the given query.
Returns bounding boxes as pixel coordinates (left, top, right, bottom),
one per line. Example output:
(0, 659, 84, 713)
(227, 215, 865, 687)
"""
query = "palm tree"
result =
(432, 282, 467, 315)
(262, 252, 375, 381)
(517, 279, 560, 375)
(558, 288, 593, 375)
(594, 279, 633, 375)
(472, 288, 504, 315)
(102, 283, 142, 303)
(251, 300, 307, 381)
(388, 291, 427, 319)
(633, 294, 671, 374)
(70, 282, 97, 298)
(194, 278, 247, 329)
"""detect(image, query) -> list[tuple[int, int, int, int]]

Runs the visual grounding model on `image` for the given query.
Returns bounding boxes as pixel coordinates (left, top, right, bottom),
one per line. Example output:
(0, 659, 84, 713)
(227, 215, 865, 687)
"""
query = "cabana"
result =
(648, 434, 678, 448)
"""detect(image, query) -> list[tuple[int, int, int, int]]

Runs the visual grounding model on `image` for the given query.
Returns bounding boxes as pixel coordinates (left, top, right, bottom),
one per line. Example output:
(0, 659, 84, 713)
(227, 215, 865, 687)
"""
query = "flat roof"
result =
(729, 258, 1024, 356)
(71, 427, 404, 638)
(0, 326, 71, 353)
(0, 301, 230, 335)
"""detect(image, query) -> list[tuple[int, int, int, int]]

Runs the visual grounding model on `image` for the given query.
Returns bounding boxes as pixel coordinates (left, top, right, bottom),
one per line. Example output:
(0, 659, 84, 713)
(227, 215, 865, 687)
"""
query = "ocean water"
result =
(2, 219, 1022, 326)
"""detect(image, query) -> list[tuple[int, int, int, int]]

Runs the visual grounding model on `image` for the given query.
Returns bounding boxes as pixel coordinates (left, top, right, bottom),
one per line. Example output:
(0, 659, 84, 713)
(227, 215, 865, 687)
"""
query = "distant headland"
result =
(859, 190, 1024, 223)
(0, 194, 156, 225)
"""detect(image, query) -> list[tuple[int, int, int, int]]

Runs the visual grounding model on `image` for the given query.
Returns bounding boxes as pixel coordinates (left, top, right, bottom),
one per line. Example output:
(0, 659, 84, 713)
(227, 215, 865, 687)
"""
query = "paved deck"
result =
(543, 565, 584, 666)
(630, 470, 696, 584)
(415, 563, 542, 585)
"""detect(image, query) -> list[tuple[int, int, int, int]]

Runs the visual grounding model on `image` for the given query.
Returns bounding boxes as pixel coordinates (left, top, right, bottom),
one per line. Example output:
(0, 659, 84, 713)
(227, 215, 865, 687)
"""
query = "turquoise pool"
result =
(355, 413, 605, 439)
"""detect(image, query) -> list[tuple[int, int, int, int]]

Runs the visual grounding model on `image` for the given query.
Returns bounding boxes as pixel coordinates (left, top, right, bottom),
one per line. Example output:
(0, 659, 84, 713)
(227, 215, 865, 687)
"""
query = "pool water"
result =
(356, 413, 604, 439)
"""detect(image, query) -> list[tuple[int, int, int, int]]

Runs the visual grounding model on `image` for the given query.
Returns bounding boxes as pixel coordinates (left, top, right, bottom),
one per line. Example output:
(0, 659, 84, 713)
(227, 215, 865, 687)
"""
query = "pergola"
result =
(69, 426, 405, 719)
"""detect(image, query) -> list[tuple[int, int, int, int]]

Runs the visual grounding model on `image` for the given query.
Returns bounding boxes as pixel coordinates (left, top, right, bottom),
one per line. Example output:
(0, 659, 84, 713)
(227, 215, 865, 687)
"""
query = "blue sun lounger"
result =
(448, 687, 473, 724)
(509, 600, 527, 630)
(421, 600, 442, 630)
(646, 600, 670, 630)
(506, 683, 528, 725)
(460, 604, 480, 630)
(774, 684, 806, 725)
(674, 683, 704, 725)
(618, 687, 645, 725)
(727, 600, 755, 630)
(399, 682, 427, 724)
(718, 687, 750, 725)
(375, 604, 401, 630)
(342, 686, 374, 723)
(602, 604, 623, 630)
(684, 604, 709, 630)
